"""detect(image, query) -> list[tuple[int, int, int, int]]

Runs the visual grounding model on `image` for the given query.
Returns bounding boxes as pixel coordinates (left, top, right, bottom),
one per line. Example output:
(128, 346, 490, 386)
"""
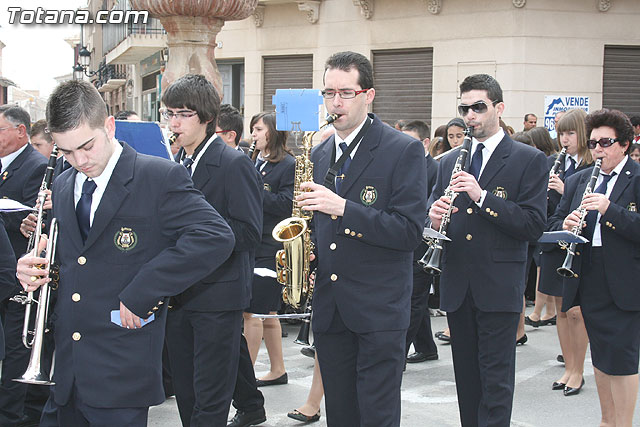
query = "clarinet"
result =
(557, 158, 602, 278)
(418, 127, 474, 275)
(550, 147, 567, 177)
(247, 140, 259, 162)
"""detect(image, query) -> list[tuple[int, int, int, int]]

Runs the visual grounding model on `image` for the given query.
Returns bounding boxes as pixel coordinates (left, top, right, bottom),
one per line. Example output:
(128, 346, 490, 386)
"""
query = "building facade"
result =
(85, 0, 640, 136)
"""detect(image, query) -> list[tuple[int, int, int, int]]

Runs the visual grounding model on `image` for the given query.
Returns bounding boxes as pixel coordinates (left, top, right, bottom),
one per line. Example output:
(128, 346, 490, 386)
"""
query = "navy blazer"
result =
(311, 113, 428, 333)
(50, 143, 235, 408)
(0, 217, 17, 360)
(256, 154, 295, 259)
(173, 136, 263, 312)
(0, 144, 47, 258)
(430, 134, 548, 313)
(548, 157, 640, 312)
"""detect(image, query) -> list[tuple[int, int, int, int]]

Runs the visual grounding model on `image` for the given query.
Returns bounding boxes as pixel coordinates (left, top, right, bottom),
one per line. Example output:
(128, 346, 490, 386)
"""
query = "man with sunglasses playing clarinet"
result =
(429, 74, 547, 427)
(549, 109, 640, 427)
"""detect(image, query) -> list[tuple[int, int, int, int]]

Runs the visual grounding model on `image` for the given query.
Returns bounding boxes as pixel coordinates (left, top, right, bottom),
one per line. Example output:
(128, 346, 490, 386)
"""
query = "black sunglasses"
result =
(457, 100, 499, 116)
(587, 137, 619, 149)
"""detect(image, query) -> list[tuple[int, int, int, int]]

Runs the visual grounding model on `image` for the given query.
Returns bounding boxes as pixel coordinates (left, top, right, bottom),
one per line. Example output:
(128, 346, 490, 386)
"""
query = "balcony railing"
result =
(102, 0, 166, 55)
(92, 60, 127, 90)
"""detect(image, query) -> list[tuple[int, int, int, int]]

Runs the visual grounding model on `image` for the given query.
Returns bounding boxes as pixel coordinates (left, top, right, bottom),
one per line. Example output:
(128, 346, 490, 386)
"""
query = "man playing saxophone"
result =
(428, 74, 547, 427)
(295, 51, 428, 426)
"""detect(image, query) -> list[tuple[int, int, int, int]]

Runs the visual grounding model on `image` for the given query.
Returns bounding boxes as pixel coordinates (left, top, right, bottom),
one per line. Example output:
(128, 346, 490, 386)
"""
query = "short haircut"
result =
(585, 109, 634, 153)
(161, 74, 221, 134)
(250, 112, 291, 163)
(630, 115, 640, 127)
(0, 104, 31, 136)
(402, 120, 430, 141)
(459, 74, 503, 103)
(218, 104, 244, 145)
(324, 51, 374, 90)
(114, 110, 138, 120)
(31, 119, 52, 143)
(46, 80, 107, 133)
(524, 113, 536, 122)
(556, 108, 592, 166)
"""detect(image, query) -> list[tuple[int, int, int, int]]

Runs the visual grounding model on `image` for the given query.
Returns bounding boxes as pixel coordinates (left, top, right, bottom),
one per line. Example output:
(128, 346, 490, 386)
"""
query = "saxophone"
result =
(272, 114, 338, 309)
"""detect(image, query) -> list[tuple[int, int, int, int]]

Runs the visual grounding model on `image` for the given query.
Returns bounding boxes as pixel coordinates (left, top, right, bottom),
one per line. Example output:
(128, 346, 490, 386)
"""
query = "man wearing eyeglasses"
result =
(0, 104, 49, 427)
(160, 74, 264, 427)
(295, 51, 428, 426)
(549, 109, 640, 427)
(428, 74, 547, 427)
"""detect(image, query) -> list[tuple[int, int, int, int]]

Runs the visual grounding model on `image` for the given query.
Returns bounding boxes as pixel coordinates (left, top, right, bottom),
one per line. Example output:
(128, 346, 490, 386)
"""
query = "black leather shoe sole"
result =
(255, 373, 288, 387)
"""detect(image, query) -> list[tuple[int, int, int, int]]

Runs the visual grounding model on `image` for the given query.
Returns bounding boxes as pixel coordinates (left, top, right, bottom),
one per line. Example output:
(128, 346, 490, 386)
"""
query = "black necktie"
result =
(183, 156, 194, 174)
(564, 157, 576, 179)
(76, 179, 97, 243)
(583, 172, 615, 240)
(336, 142, 352, 193)
(469, 143, 484, 180)
(255, 158, 265, 171)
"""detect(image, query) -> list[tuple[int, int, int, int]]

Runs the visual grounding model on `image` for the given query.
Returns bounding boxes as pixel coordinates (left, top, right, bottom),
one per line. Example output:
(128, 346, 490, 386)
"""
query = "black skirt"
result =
(246, 257, 283, 315)
(538, 249, 565, 297)
(579, 248, 640, 375)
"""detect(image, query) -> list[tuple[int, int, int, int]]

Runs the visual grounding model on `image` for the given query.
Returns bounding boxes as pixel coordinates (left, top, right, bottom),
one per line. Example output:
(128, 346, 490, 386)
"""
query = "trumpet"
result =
(418, 127, 474, 275)
(557, 158, 602, 278)
(14, 218, 59, 385)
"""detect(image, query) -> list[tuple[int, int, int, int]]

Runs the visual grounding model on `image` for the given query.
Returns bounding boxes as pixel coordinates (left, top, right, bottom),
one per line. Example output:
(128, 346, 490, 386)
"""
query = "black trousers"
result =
(315, 310, 406, 427)
(405, 267, 437, 356)
(231, 335, 264, 413)
(166, 307, 242, 427)
(447, 290, 519, 427)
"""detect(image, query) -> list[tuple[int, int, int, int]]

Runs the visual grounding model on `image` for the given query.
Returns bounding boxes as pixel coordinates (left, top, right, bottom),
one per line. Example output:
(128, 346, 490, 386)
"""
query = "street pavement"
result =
(149, 309, 640, 426)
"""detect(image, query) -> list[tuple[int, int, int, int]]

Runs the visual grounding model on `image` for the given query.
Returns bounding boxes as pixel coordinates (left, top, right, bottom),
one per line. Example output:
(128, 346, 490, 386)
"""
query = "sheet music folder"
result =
(422, 227, 451, 241)
(538, 231, 588, 244)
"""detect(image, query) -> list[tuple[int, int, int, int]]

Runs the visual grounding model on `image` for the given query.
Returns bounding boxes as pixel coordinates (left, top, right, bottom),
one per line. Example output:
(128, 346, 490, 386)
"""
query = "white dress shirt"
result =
(592, 155, 628, 247)
(472, 128, 505, 206)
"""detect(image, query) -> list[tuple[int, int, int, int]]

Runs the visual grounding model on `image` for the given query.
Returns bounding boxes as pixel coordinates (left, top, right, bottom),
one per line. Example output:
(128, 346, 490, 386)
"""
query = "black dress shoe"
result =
(564, 378, 585, 396)
(516, 334, 528, 345)
(524, 315, 541, 327)
(406, 351, 439, 363)
(541, 315, 557, 326)
(300, 345, 315, 358)
(552, 381, 566, 390)
(434, 331, 451, 342)
(228, 408, 267, 426)
(287, 409, 321, 423)
(255, 372, 288, 387)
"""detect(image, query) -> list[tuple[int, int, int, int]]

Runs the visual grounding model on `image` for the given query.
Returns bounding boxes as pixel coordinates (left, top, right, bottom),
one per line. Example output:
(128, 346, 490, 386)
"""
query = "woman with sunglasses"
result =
(243, 112, 296, 387)
(549, 108, 640, 426)
(539, 109, 593, 396)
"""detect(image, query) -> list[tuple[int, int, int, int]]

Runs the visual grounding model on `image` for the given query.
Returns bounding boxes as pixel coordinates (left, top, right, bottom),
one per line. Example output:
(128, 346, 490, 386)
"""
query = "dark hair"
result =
(402, 120, 430, 141)
(161, 74, 221, 134)
(585, 109, 634, 154)
(630, 115, 640, 127)
(526, 127, 556, 156)
(0, 104, 31, 136)
(524, 113, 536, 122)
(433, 124, 447, 139)
(324, 51, 374, 90)
(446, 117, 466, 133)
(250, 112, 291, 163)
(511, 131, 533, 147)
(30, 119, 52, 143)
(46, 80, 107, 133)
(218, 104, 244, 145)
(459, 74, 503, 103)
(114, 110, 138, 120)
(394, 119, 407, 130)
(630, 143, 640, 154)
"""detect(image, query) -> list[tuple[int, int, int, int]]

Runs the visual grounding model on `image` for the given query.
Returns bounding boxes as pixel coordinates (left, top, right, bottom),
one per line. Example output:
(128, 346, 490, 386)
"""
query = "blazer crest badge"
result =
(360, 185, 377, 206)
(627, 202, 637, 213)
(492, 187, 508, 199)
(114, 227, 138, 252)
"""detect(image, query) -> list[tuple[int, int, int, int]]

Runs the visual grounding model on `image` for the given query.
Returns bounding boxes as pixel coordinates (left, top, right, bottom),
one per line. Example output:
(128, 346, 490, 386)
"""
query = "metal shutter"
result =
(262, 55, 313, 113)
(603, 45, 640, 118)
(372, 48, 433, 127)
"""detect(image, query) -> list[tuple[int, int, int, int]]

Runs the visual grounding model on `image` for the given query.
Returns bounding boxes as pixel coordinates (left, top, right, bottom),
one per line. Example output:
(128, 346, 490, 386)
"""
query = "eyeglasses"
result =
(587, 137, 619, 149)
(0, 126, 17, 132)
(321, 89, 369, 99)
(161, 110, 198, 120)
(457, 100, 499, 116)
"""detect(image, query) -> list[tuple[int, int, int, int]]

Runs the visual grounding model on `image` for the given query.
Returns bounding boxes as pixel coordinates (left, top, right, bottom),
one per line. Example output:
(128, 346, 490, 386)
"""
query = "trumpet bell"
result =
(14, 369, 54, 386)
